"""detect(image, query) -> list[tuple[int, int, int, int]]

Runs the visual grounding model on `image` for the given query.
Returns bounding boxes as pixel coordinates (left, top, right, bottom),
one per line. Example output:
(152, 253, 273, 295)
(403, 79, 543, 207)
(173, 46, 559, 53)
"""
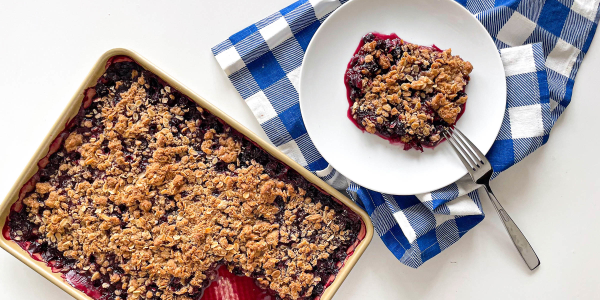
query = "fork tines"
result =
(443, 127, 489, 173)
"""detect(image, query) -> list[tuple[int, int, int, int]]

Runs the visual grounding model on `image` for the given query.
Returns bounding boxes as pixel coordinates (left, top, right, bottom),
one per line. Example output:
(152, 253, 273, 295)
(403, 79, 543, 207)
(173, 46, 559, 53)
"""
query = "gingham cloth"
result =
(212, 0, 599, 268)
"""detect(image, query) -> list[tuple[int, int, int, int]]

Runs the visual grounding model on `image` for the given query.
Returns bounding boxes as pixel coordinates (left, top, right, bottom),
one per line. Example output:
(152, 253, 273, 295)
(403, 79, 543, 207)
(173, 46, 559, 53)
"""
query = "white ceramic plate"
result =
(300, 0, 506, 195)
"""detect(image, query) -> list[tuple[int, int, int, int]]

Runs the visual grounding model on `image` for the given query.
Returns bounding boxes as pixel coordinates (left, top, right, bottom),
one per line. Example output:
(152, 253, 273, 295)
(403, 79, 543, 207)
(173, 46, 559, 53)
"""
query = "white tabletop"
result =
(1, 1, 599, 299)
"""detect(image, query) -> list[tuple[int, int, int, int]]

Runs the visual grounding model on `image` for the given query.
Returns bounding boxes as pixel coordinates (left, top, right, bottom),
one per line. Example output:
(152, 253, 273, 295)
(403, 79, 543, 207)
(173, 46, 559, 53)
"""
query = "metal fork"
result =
(443, 127, 540, 270)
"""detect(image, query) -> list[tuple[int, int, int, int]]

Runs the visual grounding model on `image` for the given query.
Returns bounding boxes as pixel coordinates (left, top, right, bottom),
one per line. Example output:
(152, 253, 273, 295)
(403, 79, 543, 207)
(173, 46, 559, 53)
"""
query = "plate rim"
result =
(299, 0, 507, 195)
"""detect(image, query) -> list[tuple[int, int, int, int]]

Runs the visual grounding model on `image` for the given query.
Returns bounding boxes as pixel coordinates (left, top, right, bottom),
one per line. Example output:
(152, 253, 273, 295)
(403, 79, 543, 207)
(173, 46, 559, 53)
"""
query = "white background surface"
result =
(0, 1, 599, 299)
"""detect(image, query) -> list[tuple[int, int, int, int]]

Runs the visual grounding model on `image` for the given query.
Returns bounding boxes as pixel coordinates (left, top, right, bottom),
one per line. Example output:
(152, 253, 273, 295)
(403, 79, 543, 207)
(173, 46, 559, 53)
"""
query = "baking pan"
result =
(0, 48, 374, 300)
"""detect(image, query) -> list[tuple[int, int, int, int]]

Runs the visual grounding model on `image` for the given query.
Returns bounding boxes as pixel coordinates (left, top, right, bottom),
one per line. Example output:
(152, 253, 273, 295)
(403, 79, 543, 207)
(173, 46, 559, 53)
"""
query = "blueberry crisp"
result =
(4, 58, 361, 300)
(345, 32, 473, 151)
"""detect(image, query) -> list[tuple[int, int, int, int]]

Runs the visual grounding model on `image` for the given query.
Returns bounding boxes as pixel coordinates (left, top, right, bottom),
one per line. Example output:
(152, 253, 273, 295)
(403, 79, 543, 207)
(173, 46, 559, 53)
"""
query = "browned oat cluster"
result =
(345, 33, 473, 151)
(7, 60, 360, 300)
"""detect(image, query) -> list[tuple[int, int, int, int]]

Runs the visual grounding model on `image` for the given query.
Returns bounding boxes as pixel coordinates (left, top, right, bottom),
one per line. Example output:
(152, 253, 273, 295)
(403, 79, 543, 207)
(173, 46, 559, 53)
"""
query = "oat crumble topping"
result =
(6, 60, 361, 300)
(345, 32, 473, 151)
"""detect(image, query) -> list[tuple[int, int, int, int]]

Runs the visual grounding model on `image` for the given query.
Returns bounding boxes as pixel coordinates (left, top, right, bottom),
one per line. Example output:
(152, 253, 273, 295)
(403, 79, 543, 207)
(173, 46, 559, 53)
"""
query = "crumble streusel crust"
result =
(345, 33, 473, 151)
(7, 60, 360, 300)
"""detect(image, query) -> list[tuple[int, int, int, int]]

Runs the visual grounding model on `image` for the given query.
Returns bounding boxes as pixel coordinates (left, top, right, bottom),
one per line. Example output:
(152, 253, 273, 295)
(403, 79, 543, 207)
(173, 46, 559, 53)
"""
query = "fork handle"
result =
(483, 186, 540, 270)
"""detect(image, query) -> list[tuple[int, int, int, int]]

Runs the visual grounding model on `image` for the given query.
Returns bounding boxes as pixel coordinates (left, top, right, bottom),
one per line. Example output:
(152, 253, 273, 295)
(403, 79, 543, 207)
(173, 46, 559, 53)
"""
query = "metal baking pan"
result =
(0, 48, 373, 300)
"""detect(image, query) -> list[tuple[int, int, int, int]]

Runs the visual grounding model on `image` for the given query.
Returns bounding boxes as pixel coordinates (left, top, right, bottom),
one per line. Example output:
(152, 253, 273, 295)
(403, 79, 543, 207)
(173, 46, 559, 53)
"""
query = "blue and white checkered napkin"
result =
(212, 0, 599, 268)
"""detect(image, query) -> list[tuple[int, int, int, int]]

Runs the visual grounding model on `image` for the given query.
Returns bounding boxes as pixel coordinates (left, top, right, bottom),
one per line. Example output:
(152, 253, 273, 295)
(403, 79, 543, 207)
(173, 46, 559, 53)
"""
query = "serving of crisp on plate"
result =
(300, 0, 506, 195)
